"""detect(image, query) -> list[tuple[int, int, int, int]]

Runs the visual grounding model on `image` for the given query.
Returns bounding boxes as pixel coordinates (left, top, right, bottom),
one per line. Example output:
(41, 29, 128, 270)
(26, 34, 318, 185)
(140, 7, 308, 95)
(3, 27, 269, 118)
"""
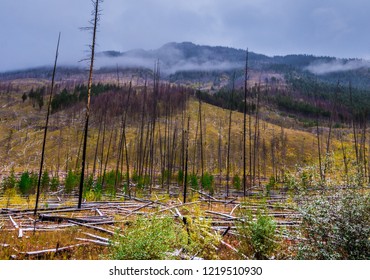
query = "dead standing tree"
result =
(34, 33, 61, 216)
(78, 0, 101, 209)
(226, 72, 236, 197)
(243, 49, 249, 196)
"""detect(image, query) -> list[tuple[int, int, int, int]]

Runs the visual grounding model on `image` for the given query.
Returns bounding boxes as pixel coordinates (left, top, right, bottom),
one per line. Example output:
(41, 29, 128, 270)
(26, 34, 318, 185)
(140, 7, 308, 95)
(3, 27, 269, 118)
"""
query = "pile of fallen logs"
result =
(0, 191, 302, 259)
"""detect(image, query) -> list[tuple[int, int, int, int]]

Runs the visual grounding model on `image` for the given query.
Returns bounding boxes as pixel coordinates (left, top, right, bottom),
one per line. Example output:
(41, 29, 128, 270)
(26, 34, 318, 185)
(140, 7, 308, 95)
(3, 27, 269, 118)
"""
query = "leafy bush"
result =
(177, 169, 184, 185)
(41, 170, 50, 192)
(131, 171, 149, 189)
(265, 176, 276, 195)
(83, 175, 102, 201)
(104, 170, 120, 196)
(189, 173, 198, 189)
(201, 172, 214, 194)
(50, 176, 59, 191)
(182, 211, 221, 260)
(232, 174, 241, 190)
(1, 169, 16, 192)
(237, 209, 278, 259)
(64, 170, 79, 193)
(110, 216, 184, 260)
(298, 191, 370, 260)
(18, 171, 33, 195)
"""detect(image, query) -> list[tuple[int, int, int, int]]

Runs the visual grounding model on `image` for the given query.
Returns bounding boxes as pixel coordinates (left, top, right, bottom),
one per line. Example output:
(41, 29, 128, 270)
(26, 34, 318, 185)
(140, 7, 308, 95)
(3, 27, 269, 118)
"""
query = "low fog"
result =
(305, 59, 370, 75)
(94, 43, 243, 75)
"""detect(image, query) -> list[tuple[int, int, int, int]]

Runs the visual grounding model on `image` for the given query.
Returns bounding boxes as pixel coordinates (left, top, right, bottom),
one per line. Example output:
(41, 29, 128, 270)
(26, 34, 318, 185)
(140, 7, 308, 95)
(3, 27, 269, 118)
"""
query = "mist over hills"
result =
(1, 42, 370, 89)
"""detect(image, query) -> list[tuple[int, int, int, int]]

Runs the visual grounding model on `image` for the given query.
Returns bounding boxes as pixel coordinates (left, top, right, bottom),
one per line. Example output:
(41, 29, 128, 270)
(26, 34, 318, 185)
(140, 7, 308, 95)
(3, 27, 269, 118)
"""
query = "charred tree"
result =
(226, 72, 235, 197)
(78, 0, 101, 209)
(34, 33, 61, 216)
(183, 117, 190, 203)
(243, 49, 249, 196)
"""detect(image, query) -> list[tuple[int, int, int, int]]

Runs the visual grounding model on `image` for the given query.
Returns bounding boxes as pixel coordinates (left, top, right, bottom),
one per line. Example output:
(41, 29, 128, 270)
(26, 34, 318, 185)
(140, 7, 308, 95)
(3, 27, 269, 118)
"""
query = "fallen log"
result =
(205, 210, 236, 220)
(39, 214, 113, 224)
(81, 232, 109, 243)
(191, 188, 217, 201)
(9, 215, 23, 238)
(157, 201, 201, 213)
(75, 238, 109, 246)
(9, 215, 19, 229)
(220, 240, 246, 258)
(68, 220, 116, 236)
(229, 204, 240, 215)
(21, 243, 88, 257)
(95, 208, 104, 216)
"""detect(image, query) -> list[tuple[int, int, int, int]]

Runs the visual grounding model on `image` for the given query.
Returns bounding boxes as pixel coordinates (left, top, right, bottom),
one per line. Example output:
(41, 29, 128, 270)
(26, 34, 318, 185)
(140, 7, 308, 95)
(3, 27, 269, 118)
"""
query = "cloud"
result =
(95, 43, 243, 75)
(305, 59, 370, 75)
(2, 0, 370, 71)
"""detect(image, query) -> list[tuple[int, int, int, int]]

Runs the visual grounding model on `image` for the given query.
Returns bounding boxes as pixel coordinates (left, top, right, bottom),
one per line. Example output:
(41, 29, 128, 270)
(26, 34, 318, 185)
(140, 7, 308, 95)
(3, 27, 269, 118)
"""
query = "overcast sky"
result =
(1, 0, 369, 72)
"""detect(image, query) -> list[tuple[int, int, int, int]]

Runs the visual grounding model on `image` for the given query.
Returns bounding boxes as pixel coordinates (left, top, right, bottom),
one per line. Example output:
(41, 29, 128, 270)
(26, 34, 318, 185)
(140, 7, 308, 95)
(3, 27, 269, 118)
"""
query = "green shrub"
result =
(50, 176, 59, 191)
(18, 171, 33, 195)
(110, 216, 184, 260)
(298, 191, 370, 260)
(237, 209, 278, 259)
(131, 171, 149, 189)
(182, 212, 221, 260)
(29, 172, 38, 192)
(1, 169, 16, 192)
(265, 176, 276, 195)
(41, 170, 50, 192)
(232, 174, 241, 190)
(162, 169, 171, 182)
(64, 170, 79, 193)
(177, 169, 184, 185)
(83, 174, 94, 191)
(201, 172, 214, 194)
(189, 173, 198, 189)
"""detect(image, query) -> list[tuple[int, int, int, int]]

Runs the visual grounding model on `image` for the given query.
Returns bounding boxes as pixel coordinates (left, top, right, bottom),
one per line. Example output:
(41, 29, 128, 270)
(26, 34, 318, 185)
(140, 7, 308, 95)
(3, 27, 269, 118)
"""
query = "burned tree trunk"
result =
(243, 49, 249, 196)
(78, 0, 101, 209)
(34, 33, 61, 216)
(226, 72, 235, 197)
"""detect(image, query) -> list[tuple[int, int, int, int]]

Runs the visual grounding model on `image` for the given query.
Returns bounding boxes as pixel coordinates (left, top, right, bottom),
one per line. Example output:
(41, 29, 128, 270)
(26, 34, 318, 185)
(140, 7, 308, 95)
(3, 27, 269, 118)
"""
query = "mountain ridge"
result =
(2, 42, 370, 90)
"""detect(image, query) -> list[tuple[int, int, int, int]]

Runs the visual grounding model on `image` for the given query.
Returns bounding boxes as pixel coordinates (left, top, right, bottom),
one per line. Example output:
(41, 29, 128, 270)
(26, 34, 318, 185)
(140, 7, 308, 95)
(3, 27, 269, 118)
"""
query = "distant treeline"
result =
(51, 83, 119, 113)
(195, 72, 369, 124)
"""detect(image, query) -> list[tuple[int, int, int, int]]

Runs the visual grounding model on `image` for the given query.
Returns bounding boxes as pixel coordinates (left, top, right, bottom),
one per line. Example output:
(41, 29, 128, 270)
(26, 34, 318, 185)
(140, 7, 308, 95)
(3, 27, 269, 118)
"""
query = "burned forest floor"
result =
(0, 185, 307, 260)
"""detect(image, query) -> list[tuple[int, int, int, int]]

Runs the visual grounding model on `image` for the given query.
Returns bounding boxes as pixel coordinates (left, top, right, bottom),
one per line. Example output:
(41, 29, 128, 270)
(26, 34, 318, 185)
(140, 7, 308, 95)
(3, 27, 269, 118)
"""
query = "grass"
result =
(0, 79, 369, 260)
(0, 86, 321, 180)
(0, 226, 110, 260)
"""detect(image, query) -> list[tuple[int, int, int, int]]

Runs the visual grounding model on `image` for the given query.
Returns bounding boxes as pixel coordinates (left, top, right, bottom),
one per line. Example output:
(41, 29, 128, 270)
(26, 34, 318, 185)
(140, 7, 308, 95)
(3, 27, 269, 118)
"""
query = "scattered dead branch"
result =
(21, 243, 88, 257)
(81, 232, 109, 243)
(68, 220, 116, 236)
(75, 238, 109, 246)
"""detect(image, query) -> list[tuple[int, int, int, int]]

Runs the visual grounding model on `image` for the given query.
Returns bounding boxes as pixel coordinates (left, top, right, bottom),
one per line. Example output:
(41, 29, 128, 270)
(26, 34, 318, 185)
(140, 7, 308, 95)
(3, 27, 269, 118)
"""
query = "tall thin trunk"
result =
(217, 120, 222, 190)
(149, 62, 160, 193)
(183, 116, 190, 204)
(253, 84, 261, 186)
(226, 72, 235, 197)
(115, 82, 132, 191)
(101, 125, 114, 188)
(314, 88, 324, 183)
(340, 131, 349, 185)
(198, 98, 204, 188)
(99, 112, 107, 178)
(349, 81, 359, 167)
(137, 80, 147, 177)
(243, 49, 249, 196)
(34, 33, 61, 216)
(78, 0, 100, 209)
(92, 113, 103, 178)
(361, 114, 367, 180)
(324, 81, 339, 177)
